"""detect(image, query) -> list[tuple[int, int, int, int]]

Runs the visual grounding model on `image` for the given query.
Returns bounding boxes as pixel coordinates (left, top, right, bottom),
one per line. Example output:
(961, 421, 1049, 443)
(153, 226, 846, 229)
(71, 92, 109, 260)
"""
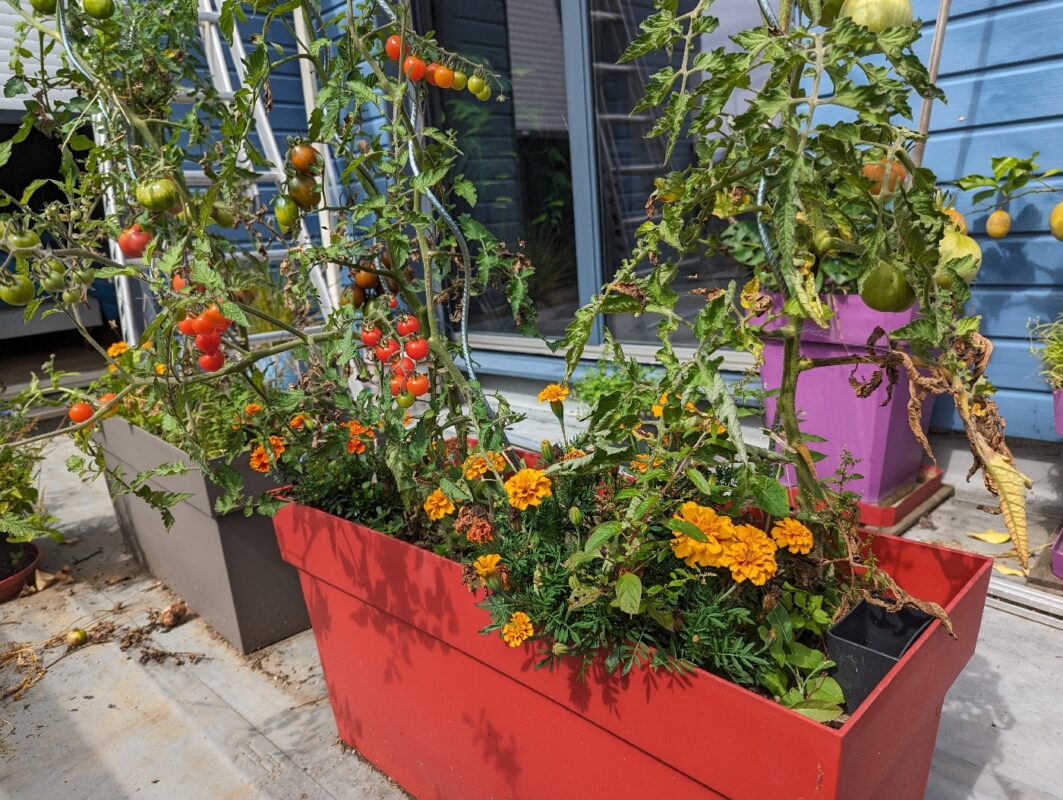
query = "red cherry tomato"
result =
(425, 62, 440, 86)
(172, 273, 187, 291)
(202, 304, 230, 332)
(389, 374, 406, 397)
(391, 356, 416, 378)
(192, 314, 216, 336)
(374, 339, 400, 363)
(195, 331, 221, 352)
(405, 337, 429, 361)
(99, 392, 118, 418)
(68, 402, 93, 424)
(388, 296, 398, 309)
(403, 56, 426, 81)
(434, 65, 454, 89)
(198, 351, 225, 372)
(406, 373, 429, 397)
(385, 34, 403, 61)
(396, 315, 420, 336)
(176, 317, 197, 336)
(118, 224, 152, 259)
(360, 325, 382, 348)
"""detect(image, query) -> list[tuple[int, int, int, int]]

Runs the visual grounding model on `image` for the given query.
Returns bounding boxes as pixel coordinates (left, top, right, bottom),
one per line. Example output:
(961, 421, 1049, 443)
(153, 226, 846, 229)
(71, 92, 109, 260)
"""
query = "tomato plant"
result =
(403, 56, 426, 81)
(404, 338, 428, 361)
(135, 177, 180, 212)
(288, 142, 320, 175)
(117, 224, 151, 258)
(385, 34, 404, 61)
(68, 402, 93, 424)
(396, 315, 419, 336)
(288, 173, 320, 210)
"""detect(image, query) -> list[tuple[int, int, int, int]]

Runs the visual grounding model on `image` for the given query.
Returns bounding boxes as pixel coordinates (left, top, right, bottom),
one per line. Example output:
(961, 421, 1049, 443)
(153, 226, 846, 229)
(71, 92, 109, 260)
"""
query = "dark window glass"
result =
(426, 0, 580, 339)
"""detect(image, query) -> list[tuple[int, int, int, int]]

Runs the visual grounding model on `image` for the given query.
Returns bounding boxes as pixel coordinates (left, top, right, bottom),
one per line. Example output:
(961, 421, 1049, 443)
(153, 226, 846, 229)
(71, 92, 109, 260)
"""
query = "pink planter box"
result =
(763, 294, 932, 504)
(275, 502, 992, 799)
(1054, 389, 1062, 437)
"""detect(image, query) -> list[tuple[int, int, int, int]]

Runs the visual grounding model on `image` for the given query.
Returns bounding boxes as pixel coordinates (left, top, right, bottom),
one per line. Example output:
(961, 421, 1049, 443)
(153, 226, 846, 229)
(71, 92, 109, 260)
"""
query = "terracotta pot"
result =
(275, 503, 992, 799)
(0, 542, 40, 603)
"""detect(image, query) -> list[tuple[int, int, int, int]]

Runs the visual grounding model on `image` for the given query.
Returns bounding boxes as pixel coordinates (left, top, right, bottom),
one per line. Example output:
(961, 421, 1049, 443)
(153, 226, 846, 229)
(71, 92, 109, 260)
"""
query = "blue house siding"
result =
(915, 0, 1063, 440)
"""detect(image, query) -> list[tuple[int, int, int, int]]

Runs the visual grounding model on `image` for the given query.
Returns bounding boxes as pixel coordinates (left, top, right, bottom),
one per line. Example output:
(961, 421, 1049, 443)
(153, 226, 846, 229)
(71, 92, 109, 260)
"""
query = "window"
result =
(426, 0, 581, 339)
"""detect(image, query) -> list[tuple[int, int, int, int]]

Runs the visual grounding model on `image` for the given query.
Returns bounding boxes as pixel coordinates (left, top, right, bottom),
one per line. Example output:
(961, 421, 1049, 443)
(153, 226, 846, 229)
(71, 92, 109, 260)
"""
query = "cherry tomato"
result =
(68, 402, 93, 424)
(274, 195, 300, 232)
(195, 331, 222, 352)
(192, 314, 216, 336)
(385, 34, 404, 61)
(360, 325, 382, 348)
(29, 0, 58, 13)
(202, 304, 231, 331)
(0, 276, 35, 306)
(389, 374, 406, 397)
(403, 56, 426, 81)
(340, 285, 366, 309)
(391, 356, 416, 378)
(354, 269, 380, 290)
(434, 65, 454, 89)
(425, 63, 440, 86)
(99, 392, 118, 418)
(396, 392, 416, 409)
(198, 351, 225, 372)
(289, 173, 321, 211)
(404, 337, 429, 360)
(172, 274, 187, 291)
(288, 142, 320, 175)
(388, 296, 398, 309)
(396, 315, 420, 336)
(82, 0, 116, 19)
(176, 317, 197, 336)
(118, 224, 152, 258)
(374, 339, 399, 362)
(451, 70, 468, 91)
(476, 85, 492, 102)
(467, 75, 485, 95)
(406, 373, 429, 397)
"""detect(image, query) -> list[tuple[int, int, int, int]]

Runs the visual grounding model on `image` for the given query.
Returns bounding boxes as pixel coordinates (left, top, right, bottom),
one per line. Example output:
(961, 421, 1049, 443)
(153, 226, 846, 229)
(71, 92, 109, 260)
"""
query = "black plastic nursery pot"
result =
(96, 417, 308, 653)
(827, 599, 935, 712)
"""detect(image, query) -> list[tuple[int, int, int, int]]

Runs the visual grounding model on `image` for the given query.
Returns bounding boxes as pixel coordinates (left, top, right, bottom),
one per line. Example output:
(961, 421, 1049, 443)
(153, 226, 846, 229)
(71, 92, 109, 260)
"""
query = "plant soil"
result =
(0, 539, 29, 583)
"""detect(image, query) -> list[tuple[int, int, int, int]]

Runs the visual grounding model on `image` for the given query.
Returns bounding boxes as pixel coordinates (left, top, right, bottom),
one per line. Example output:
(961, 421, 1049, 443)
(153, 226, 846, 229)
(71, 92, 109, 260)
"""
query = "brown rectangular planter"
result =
(97, 417, 308, 653)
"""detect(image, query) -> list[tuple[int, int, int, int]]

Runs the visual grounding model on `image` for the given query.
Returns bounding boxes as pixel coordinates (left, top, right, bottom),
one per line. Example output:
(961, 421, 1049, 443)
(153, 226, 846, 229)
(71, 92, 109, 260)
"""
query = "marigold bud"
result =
(568, 506, 584, 527)
(540, 439, 553, 461)
(552, 642, 569, 655)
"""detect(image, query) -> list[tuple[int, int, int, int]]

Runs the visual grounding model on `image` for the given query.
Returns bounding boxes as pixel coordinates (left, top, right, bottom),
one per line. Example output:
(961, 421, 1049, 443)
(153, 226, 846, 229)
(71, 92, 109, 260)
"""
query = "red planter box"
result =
(275, 504, 991, 799)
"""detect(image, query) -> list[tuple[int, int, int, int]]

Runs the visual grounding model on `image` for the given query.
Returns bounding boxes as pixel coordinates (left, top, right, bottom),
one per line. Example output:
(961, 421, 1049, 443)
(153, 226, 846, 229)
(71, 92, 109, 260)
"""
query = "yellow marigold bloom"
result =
(669, 502, 735, 568)
(249, 445, 270, 473)
(140, 340, 152, 350)
(108, 364, 118, 374)
(629, 453, 663, 473)
(771, 518, 814, 555)
(651, 392, 668, 417)
(244, 403, 263, 417)
(463, 454, 490, 480)
(473, 553, 502, 579)
(289, 414, 305, 429)
(106, 341, 129, 358)
(268, 435, 285, 456)
(561, 447, 587, 461)
(504, 468, 552, 510)
(154, 363, 167, 375)
(537, 383, 569, 403)
(501, 611, 534, 648)
(722, 524, 778, 586)
(423, 488, 456, 521)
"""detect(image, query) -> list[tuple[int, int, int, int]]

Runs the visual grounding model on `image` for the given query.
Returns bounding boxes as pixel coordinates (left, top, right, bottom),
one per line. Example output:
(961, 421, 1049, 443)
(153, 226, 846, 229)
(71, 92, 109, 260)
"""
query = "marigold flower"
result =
(501, 611, 534, 647)
(721, 524, 778, 586)
(473, 553, 502, 579)
(455, 506, 494, 544)
(669, 502, 735, 568)
(249, 445, 270, 473)
(561, 447, 587, 461)
(267, 435, 285, 457)
(537, 383, 569, 403)
(347, 438, 366, 455)
(463, 454, 490, 480)
(504, 468, 552, 511)
(244, 403, 263, 417)
(423, 488, 456, 521)
(651, 392, 669, 417)
(289, 414, 305, 429)
(771, 518, 814, 555)
(154, 363, 167, 375)
(629, 453, 663, 473)
(106, 341, 129, 358)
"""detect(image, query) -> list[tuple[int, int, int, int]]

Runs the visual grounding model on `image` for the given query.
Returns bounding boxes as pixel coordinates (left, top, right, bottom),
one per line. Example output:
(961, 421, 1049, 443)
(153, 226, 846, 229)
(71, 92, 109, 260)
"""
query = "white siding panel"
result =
(505, 0, 566, 133)
(0, 9, 72, 111)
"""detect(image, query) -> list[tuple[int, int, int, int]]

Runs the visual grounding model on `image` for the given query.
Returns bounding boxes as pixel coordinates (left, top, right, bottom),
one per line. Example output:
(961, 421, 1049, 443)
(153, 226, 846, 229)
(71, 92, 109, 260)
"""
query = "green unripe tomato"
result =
(838, 0, 914, 33)
(0, 275, 35, 306)
(82, 0, 115, 18)
(66, 628, 88, 647)
(29, 0, 58, 14)
(135, 177, 180, 212)
(74, 268, 95, 286)
(396, 392, 416, 409)
(859, 260, 915, 312)
(798, 0, 845, 24)
(40, 271, 66, 293)
(476, 85, 492, 102)
(61, 288, 82, 305)
(934, 228, 982, 287)
(466, 75, 485, 95)
(451, 70, 468, 91)
(273, 195, 300, 232)
(210, 204, 236, 228)
(5, 229, 41, 252)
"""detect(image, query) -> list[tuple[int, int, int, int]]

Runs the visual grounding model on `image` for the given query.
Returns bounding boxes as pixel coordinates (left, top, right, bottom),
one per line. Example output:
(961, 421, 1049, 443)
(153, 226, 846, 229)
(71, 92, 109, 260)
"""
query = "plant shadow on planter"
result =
(277, 504, 993, 799)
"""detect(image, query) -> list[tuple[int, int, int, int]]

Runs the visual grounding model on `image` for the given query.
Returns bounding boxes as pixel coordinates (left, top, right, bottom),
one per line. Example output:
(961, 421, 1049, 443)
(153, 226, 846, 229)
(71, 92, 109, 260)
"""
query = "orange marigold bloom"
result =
(462, 451, 505, 480)
(289, 414, 305, 429)
(473, 553, 502, 579)
(423, 488, 456, 521)
(721, 524, 778, 586)
(106, 341, 129, 358)
(154, 363, 167, 375)
(502, 611, 534, 647)
(537, 383, 569, 403)
(249, 445, 270, 473)
(561, 447, 587, 461)
(629, 453, 663, 473)
(669, 501, 735, 568)
(244, 403, 263, 417)
(504, 468, 552, 511)
(455, 506, 495, 544)
(771, 518, 814, 555)
(651, 392, 669, 417)
(268, 435, 285, 457)
(347, 438, 366, 455)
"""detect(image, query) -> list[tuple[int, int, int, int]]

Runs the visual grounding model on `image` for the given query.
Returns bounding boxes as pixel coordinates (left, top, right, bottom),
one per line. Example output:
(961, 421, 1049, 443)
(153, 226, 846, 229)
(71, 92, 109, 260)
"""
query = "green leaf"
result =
(0, 140, 11, 171)
(664, 517, 709, 543)
(753, 475, 791, 517)
(584, 520, 622, 552)
(615, 572, 643, 616)
(685, 467, 712, 495)
(789, 699, 844, 722)
(785, 642, 827, 671)
(439, 477, 471, 502)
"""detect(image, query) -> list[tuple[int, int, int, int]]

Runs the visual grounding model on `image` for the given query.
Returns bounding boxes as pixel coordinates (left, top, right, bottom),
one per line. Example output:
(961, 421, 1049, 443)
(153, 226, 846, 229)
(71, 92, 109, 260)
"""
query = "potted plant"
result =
(1033, 314, 1063, 437)
(0, 1, 1028, 799)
